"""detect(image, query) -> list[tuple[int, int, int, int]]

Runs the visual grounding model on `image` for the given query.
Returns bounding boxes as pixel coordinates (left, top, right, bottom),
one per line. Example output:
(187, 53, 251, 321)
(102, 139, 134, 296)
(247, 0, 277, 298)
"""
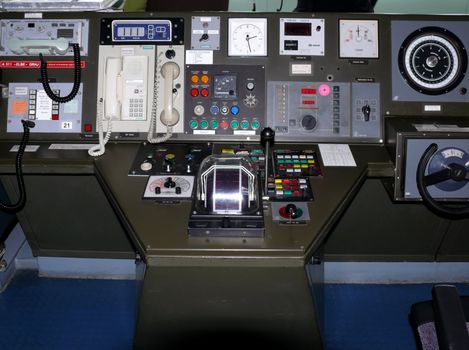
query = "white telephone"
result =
(89, 45, 154, 157)
(89, 45, 184, 157)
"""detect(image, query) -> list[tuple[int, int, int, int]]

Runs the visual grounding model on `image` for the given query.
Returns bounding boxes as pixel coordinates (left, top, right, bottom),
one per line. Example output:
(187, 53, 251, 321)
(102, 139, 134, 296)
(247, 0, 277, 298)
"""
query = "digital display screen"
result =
(213, 74, 237, 99)
(285, 22, 312, 36)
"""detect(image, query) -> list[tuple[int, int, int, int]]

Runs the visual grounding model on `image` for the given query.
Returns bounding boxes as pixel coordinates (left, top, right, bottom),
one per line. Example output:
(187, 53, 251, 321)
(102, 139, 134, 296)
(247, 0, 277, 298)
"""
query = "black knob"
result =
(175, 186, 182, 195)
(165, 49, 176, 59)
(362, 104, 371, 122)
(199, 33, 209, 42)
(260, 127, 275, 148)
(301, 115, 317, 131)
(285, 203, 298, 219)
(164, 177, 176, 188)
(155, 187, 161, 194)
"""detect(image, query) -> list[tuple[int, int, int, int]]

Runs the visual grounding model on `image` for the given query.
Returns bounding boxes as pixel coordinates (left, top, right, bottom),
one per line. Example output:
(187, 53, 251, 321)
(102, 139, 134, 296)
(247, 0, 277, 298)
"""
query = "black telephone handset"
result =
(0, 120, 35, 213)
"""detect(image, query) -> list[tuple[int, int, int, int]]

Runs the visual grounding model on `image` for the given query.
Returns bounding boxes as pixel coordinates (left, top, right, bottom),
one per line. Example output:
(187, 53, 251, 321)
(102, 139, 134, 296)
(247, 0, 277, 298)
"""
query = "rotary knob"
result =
(301, 115, 317, 131)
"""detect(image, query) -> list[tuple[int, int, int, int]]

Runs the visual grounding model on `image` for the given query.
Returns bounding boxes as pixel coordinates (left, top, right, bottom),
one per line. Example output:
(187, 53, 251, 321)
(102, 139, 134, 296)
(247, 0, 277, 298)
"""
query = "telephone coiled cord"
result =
(0, 120, 35, 213)
(39, 43, 81, 103)
(88, 100, 112, 157)
(147, 51, 173, 144)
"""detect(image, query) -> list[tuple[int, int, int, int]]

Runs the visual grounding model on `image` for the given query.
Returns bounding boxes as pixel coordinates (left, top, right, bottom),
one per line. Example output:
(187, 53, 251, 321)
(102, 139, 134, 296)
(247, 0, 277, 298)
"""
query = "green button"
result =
(189, 120, 198, 129)
(240, 120, 249, 130)
(200, 120, 209, 129)
(210, 120, 218, 129)
(230, 120, 239, 129)
(286, 159, 293, 164)
(284, 190, 292, 196)
(293, 159, 300, 163)
(277, 159, 285, 164)
(251, 120, 260, 130)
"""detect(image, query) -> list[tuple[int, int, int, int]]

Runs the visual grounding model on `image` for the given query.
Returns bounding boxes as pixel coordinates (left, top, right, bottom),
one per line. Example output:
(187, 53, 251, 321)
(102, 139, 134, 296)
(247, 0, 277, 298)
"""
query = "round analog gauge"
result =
(228, 18, 267, 57)
(398, 27, 467, 94)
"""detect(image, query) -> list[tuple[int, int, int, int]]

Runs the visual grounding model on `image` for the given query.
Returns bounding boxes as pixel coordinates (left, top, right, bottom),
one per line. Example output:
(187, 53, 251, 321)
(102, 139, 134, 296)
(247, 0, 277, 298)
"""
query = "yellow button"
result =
(275, 179, 282, 184)
(294, 164, 300, 168)
(191, 75, 199, 83)
(308, 160, 314, 163)
(201, 75, 209, 84)
(301, 164, 308, 168)
(275, 185, 283, 189)
(222, 148, 235, 154)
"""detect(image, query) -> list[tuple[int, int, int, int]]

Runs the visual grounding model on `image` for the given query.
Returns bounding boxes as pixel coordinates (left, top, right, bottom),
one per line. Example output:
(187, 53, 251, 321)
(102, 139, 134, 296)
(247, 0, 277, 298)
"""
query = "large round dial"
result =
(428, 147, 469, 192)
(228, 18, 267, 57)
(398, 27, 467, 95)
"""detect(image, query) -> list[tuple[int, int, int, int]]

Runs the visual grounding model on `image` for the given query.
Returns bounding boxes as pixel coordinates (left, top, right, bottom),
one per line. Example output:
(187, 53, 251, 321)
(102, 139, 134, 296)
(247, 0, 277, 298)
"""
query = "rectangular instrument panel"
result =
(184, 65, 265, 137)
(0, 19, 89, 56)
(111, 19, 172, 42)
(267, 81, 380, 140)
(100, 18, 184, 45)
(7, 83, 83, 134)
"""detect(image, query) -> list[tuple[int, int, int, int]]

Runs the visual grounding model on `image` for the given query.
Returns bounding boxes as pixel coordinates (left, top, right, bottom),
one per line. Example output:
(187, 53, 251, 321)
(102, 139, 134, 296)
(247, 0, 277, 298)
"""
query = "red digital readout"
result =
(301, 88, 316, 95)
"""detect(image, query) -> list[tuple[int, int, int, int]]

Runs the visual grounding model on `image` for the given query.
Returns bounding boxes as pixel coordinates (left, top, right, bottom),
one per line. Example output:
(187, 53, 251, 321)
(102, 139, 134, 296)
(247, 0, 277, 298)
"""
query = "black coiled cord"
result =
(39, 43, 81, 103)
(0, 120, 35, 213)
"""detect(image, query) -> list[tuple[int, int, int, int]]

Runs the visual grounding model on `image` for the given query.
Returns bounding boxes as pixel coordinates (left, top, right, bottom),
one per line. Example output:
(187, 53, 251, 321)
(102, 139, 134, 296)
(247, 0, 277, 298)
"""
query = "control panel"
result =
(185, 65, 265, 137)
(7, 82, 83, 133)
(267, 81, 380, 140)
(129, 143, 212, 176)
(0, 19, 89, 56)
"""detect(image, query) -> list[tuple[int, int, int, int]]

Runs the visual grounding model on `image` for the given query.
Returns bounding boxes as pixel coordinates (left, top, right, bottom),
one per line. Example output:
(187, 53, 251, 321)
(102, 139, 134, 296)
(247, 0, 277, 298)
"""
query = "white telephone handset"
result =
(89, 56, 121, 157)
(104, 57, 123, 120)
(147, 60, 180, 143)
(160, 62, 180, 127)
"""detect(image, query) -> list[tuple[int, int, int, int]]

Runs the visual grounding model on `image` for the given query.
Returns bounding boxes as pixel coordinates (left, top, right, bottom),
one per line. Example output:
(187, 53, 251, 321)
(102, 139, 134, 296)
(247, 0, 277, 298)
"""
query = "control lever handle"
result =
(260, 127, 275, 197)
(362, 104, 371, 122)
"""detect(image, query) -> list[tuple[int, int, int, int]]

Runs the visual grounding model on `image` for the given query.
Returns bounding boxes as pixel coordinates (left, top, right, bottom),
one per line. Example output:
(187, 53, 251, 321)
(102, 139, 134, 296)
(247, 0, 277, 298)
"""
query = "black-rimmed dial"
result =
(399, 28, 467, 94)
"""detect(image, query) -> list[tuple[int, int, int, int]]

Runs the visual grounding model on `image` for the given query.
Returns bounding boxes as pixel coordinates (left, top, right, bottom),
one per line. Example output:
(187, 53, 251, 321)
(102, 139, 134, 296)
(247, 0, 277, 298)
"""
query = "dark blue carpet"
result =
(0, 270, 138, 350)
(2, 270, 469, 349)
(324, 283, 469, 350)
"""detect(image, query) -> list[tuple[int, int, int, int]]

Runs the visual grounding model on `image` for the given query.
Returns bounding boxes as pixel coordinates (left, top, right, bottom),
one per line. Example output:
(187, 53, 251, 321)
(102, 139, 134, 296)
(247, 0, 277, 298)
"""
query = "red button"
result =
(51, 114, 59, 120)
(200, 88, 209, 97)
(220, 120, 229, 129)
(84, 123, 92, 132)
(191, 88, 199, 97)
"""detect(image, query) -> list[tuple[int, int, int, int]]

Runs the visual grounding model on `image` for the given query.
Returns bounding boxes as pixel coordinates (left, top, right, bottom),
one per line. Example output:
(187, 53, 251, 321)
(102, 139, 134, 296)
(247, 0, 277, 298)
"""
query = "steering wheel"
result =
(416, 143, 469, 217)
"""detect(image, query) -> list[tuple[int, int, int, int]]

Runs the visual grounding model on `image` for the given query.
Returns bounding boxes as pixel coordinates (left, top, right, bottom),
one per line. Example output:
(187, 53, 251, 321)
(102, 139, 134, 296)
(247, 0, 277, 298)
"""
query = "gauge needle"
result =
(246, 34, 252, 52)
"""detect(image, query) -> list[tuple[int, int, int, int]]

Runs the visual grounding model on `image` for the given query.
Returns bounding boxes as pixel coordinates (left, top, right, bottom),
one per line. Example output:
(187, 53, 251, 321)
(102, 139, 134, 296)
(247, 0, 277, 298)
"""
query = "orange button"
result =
(201, 75, 209, 84)
(12, 100, 28, 115)
(191, 75, 199, 84)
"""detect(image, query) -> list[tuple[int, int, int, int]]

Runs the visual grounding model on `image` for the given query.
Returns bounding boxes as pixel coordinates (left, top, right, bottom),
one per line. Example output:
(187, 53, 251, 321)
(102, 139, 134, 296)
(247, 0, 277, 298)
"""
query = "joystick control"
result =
(261, 127, 275, 197)
(279, 203, 303, 220)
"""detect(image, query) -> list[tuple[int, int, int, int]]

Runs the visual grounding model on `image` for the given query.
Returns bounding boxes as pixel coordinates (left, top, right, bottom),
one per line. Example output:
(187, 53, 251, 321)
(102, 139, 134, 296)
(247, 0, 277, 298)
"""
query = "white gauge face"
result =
(228, 18, 267, 57)
(339, 20, 379, 58)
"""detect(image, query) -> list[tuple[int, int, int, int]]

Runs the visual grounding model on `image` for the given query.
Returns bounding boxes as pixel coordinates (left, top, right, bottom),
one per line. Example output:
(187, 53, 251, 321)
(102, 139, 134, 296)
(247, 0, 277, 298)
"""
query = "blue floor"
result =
(324, 283, 469, 350)
(0, 271, 138, 350)
(1, 270, 469, 349)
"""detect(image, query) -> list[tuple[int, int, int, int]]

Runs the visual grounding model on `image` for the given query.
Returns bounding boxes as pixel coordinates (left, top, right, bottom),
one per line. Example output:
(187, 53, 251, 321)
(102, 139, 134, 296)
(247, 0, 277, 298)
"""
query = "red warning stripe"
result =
(0, 60, 86, 69)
